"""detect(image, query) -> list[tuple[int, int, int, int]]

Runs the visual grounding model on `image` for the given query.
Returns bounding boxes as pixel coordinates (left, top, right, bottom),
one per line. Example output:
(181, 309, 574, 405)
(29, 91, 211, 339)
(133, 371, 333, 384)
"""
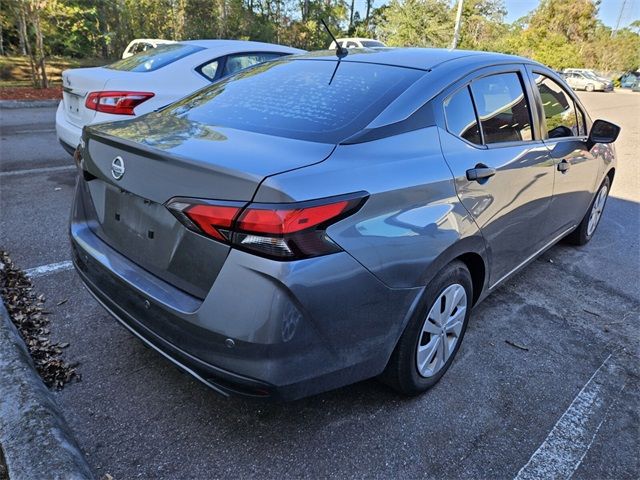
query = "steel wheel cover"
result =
(416, 283, 467, 378)
(587, 184, 608, 237)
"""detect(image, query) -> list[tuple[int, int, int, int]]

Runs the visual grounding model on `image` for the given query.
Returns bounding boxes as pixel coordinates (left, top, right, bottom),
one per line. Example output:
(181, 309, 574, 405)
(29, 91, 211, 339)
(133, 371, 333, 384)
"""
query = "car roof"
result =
(180, 39, 303, 52)
(292, 47, 529, 71)
(336, 38, 383, 42)
(130, 38, 174, 44)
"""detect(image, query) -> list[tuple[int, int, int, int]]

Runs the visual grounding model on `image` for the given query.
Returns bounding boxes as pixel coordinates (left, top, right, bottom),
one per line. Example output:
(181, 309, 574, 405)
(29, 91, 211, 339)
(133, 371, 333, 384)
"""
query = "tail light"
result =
(166, 193, 367, 260)
(85, 91, 155, 115)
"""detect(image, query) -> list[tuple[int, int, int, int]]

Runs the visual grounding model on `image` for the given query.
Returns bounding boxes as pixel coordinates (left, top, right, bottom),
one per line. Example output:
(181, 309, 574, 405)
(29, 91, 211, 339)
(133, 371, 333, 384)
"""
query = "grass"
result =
(0, 55, 107, 88)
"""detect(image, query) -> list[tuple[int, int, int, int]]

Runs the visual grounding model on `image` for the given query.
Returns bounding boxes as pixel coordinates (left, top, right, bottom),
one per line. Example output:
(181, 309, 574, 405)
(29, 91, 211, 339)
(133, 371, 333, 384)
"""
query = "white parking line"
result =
(24, 260, 74, 278)
(514, 353, 626, 480)
(0, 165, 75, 177)
(11, 128, 56, 134)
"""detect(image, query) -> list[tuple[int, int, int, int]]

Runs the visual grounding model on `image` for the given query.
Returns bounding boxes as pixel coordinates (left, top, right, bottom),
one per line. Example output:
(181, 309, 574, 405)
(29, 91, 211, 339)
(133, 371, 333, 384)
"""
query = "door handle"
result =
(557, 159, 570, 173)
(466, 165, 497, 182)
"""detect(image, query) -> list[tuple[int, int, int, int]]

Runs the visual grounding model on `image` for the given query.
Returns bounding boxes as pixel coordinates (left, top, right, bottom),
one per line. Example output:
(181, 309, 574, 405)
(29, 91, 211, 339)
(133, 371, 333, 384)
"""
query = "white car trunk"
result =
(61, 68, 133, 127)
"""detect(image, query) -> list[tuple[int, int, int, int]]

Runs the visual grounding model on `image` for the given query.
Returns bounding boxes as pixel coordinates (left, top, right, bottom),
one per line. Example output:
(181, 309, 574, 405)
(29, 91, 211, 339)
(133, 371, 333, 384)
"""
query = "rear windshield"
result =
(361, 40, 385, 48)
(162, 59, 423, 143)
(106, 44, 204, 72)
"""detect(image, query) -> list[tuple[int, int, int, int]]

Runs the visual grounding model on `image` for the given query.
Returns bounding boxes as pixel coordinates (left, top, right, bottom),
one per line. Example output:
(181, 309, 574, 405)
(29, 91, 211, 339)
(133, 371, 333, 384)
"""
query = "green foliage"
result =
(0, 0, 638, 75)
(376, 0, 451, 47)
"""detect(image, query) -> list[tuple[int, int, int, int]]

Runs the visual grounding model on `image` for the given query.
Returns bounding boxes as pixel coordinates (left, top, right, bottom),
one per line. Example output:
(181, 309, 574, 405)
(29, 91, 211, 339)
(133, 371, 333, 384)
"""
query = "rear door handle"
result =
(466, 165, 497, 182)
(557, 159, 570, 173)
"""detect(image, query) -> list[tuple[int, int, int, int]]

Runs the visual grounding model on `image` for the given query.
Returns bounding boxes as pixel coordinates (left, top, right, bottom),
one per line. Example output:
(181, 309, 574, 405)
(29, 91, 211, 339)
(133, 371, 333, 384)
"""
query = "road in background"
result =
(1, 91, 638, 479)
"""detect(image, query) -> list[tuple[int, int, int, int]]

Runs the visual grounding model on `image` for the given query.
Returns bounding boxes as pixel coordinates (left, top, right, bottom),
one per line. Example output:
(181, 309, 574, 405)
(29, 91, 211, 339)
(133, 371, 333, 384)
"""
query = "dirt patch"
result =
(0, 86, 62, 100)
(0, 251, 78, 389)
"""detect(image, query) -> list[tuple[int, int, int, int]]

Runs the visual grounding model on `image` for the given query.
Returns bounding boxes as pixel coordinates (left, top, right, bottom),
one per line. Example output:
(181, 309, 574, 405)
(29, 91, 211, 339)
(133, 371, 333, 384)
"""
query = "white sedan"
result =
(56, 40, 303, 154)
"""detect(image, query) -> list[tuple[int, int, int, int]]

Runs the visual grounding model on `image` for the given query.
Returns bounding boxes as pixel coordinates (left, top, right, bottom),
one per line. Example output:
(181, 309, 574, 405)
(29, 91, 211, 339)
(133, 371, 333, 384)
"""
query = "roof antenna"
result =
(321, 19, 348, 58)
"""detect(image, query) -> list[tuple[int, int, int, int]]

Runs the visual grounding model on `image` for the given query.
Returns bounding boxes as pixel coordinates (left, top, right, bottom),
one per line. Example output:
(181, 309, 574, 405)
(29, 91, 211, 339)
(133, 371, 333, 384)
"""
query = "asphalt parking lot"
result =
(1, 91, 639, 479)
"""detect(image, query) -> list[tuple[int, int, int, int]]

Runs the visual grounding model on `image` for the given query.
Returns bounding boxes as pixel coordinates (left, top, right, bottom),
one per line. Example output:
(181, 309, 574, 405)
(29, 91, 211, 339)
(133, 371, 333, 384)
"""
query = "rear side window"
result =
(533, 74, 581, 138)
(222, 53, 285, 76)
(470, 73, 533, 144)
(107, 44, 204, 72)
(443, 87, 481, 145)
(164, 59, 423, 143)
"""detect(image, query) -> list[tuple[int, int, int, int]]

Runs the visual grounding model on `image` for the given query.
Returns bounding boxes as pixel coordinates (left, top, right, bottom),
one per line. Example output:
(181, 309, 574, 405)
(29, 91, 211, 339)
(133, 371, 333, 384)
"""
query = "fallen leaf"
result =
(505, 339, 529, 351)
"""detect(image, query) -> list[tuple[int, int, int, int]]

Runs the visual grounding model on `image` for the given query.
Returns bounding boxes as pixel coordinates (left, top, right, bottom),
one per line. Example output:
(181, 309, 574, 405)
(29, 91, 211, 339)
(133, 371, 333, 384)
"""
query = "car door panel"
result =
(437, 66, 555, 286)
(528, 69, 600, 236)
(440, 134, 553, 285)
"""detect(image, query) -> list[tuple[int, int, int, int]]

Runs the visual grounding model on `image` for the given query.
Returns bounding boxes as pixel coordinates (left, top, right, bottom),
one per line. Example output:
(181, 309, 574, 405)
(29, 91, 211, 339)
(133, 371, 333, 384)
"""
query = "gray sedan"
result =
(70, 48, 620, 400)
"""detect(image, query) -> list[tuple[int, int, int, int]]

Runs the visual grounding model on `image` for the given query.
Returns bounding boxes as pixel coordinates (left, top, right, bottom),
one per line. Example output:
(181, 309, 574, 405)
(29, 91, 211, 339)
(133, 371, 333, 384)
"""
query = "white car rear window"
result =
(107, 44, 204, 72)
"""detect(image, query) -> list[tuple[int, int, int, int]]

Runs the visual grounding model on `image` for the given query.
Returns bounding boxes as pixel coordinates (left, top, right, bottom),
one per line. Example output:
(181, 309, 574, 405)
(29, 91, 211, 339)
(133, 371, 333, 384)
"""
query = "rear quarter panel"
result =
(254, 127, 486, 290)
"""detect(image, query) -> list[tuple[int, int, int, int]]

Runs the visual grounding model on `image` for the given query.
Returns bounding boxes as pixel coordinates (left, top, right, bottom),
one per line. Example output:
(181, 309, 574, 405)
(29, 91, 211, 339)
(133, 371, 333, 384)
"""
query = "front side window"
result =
(533, 74, 580, 138)
(470, 72, 533, 144)
(443, 87, 482, 145)
(222, 53, 284, 76)
(107, 43, 204, 72)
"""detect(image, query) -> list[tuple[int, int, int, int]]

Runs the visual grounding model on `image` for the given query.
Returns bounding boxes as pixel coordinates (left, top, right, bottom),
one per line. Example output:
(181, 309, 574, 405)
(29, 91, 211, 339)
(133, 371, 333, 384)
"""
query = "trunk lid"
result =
(61, 67, 130, 127)
(79, 116, 335, 297)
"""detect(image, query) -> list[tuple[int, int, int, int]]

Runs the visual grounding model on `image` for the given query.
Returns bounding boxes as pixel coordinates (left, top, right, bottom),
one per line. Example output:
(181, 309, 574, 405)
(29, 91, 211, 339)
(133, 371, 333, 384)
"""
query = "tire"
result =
(586, 84, 595, 92)
(380, 261, 473, 395)
(565, 176, 611, 246)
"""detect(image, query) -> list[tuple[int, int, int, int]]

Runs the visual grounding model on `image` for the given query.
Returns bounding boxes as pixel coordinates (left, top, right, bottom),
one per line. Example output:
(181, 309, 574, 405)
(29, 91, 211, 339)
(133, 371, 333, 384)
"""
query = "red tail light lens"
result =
(166, 200, 243, 242)
(236, 201, 350, 235)
(85, 91, 155, 115)
(166, 194, 367, 260)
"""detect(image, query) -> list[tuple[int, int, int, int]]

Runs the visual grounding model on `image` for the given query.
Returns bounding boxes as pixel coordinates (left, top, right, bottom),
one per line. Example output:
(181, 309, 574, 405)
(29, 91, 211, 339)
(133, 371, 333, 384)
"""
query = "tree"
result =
(456, 0, 507, 51)
(377, 0, 452, 47)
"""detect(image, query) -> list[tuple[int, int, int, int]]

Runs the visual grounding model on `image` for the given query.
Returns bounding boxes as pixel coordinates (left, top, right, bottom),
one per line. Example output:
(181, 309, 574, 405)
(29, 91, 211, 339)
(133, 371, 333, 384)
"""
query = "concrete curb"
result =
(0, 99, 59, 109)
(0, 302, 93, 480)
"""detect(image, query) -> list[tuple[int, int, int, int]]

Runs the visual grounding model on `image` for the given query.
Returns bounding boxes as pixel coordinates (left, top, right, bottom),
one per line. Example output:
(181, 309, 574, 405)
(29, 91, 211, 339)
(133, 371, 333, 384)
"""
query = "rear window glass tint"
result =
(164, 59, 423, 143)
(471, 72, 533, 144)
(444, 86, 481, 145)
(222, 53, 284, 76)
(106, 44, 204, 72)
(361, 40, 385, 48)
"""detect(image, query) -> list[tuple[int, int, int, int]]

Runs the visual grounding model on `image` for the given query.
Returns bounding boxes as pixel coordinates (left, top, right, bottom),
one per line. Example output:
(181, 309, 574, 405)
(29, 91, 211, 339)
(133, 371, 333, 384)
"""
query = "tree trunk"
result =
(218, 0, 227, 38)
(366, 0, 373, 24)
(0, 21, 4, 56)
(96, 0, 110, 58)
(17, 10, 28, 56)
(349, 0, 355, 29)
(33, 8, 48, 88)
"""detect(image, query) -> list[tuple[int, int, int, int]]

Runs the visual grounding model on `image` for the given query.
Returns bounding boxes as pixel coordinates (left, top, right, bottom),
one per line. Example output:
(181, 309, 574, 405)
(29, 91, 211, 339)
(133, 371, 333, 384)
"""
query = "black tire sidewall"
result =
(391, 261, 473, 394)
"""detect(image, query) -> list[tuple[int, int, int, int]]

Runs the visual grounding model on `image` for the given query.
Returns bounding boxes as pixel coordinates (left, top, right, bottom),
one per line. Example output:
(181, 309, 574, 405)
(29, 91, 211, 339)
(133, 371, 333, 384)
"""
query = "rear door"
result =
(527, 69, 600, 236)
(437, 65, 555, 286)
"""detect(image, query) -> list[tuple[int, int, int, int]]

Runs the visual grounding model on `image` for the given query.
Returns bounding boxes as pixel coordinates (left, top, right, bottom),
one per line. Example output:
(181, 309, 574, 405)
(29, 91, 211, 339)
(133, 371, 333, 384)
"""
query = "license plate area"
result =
(104, 188, 170, 245)
(82, 179, 229, 298)
(63, 91, 83, 123)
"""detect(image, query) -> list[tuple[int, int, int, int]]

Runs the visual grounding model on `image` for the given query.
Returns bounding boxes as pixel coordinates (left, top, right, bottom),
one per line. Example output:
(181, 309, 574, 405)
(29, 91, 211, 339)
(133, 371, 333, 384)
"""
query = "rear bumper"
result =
(55, 102, 82, 154)
(70, 180, 420, 400)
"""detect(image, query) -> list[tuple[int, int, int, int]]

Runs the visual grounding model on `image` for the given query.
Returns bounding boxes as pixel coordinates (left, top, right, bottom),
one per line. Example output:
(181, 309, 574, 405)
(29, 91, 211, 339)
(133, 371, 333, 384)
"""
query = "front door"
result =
(438, 67, 555, 286)
(529, 71, 600, 237)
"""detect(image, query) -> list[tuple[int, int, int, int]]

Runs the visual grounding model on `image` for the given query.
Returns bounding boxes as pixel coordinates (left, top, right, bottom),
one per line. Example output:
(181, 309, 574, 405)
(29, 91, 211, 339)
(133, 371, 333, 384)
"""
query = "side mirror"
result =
(588, 119, 621, 147)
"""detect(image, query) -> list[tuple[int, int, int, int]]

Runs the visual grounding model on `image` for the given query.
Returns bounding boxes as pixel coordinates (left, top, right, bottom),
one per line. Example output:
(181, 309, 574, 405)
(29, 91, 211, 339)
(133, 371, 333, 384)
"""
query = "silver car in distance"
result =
(71, 48, 620, 400)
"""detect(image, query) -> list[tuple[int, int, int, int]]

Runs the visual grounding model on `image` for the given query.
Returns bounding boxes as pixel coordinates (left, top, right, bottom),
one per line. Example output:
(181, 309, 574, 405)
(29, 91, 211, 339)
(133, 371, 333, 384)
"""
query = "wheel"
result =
(586, 84, 595, 92)
(565, 176, 610, 246)
(380, 261, 473, 395)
